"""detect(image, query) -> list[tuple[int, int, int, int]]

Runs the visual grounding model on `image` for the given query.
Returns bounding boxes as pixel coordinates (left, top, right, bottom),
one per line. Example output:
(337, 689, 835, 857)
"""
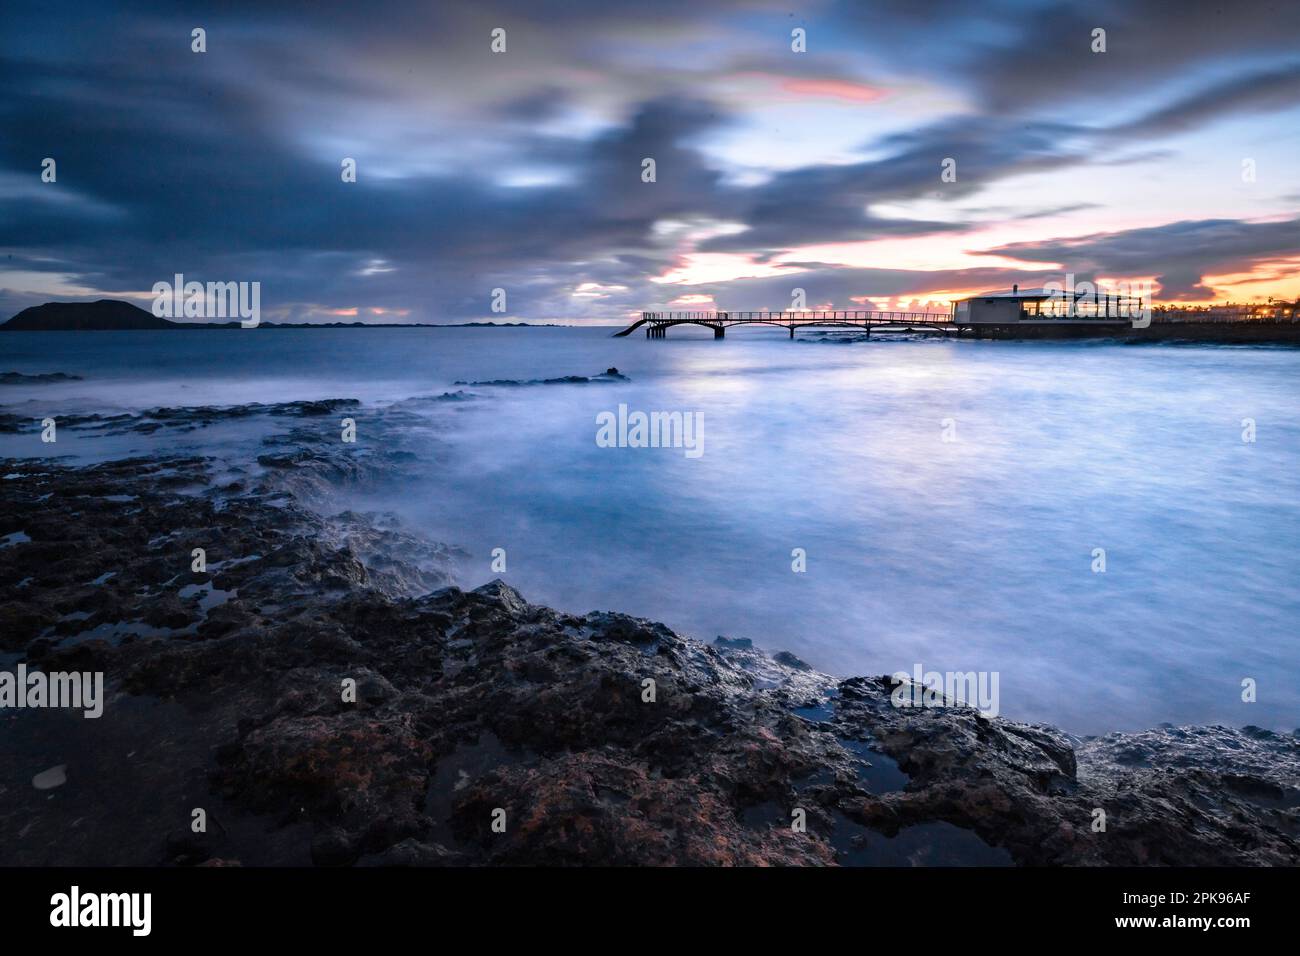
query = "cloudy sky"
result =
(2, 0, 1298, 323)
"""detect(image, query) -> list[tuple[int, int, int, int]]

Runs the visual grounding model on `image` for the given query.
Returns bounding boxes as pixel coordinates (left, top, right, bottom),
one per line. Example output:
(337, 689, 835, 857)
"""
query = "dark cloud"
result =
(1104, 62, 1300, 139)
(826, 0, 1300, 116)
(700, 116, 1086, 253)
(990, 217, 1300, 300)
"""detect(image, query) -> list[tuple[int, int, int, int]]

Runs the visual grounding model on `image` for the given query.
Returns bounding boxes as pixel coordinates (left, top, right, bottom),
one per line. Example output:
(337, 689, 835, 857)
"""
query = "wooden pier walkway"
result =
(614, 310, 954, 338)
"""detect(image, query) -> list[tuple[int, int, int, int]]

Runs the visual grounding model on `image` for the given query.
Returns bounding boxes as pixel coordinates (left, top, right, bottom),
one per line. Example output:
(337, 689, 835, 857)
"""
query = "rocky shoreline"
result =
(1, 401, 1297, 866)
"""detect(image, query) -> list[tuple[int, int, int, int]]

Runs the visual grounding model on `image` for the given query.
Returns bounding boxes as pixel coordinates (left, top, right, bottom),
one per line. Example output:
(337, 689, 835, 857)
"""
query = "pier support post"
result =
(714, 326, 725, 338)
(789, 326, 794, 339)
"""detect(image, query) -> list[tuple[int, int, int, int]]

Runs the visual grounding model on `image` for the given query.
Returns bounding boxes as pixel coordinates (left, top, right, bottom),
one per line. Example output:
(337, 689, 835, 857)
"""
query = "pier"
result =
(614, 310, 954, 338)
(616, 291, 1300, 342)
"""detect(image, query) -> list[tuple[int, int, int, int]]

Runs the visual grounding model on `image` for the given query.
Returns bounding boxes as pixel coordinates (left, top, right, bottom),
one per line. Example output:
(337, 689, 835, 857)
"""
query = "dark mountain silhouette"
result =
(1, 299, 178, 330)
(1, 298, 561, 330)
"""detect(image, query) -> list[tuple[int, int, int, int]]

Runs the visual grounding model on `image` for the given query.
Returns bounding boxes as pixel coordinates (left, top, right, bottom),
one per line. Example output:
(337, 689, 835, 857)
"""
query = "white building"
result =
(951, 285, 1138, 327)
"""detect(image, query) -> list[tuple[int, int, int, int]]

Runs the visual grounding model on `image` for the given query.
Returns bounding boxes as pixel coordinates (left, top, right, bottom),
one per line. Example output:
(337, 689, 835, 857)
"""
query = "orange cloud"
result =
(781, 77, 885, 103)
(669, 293, 716, 306)
(653, 253, 804, 285)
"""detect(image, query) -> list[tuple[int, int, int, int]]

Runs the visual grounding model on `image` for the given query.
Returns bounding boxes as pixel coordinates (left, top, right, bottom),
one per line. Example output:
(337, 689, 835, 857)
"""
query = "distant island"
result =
(2, 299, 175, 330)
(0, 300, 560, 330)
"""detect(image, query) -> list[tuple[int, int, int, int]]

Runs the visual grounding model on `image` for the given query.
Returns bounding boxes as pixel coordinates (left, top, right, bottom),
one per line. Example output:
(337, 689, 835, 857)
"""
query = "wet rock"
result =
(164, 828, 215, 866)
(32, 765, 67, 790)
(356, 838, 462, 867)
(451, 751, 835, 866)
(0, 371, 83, 384)
(453, 368, 631, 387)
(714, 636, 753, 650)
(773, 651, 810, 670)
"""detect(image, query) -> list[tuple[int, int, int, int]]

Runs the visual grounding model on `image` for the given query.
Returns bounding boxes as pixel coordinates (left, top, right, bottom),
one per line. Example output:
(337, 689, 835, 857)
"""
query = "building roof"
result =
(963, 286, 1140, 302)
(969, 288, 1056, 300)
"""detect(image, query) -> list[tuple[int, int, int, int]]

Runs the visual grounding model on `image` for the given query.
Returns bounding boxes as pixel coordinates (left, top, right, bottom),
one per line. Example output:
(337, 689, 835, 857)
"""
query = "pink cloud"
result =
(780, 77, 885, 103)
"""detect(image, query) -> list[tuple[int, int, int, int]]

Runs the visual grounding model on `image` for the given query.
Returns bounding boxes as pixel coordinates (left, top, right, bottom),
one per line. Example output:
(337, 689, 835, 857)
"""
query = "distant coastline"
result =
(0, 299, 561, 331)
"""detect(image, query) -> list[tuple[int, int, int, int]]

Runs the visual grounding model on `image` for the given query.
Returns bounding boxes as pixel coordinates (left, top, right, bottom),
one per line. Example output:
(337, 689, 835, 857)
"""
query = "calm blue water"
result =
(2, 327, 1297, 734)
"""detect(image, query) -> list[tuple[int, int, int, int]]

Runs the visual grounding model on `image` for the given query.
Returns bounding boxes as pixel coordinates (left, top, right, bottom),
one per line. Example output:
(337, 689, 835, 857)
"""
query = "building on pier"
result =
(950, 285, 1140, 326)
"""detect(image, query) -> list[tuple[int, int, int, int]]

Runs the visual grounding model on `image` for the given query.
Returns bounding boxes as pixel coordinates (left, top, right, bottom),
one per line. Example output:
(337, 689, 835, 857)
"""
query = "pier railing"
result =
(638, 310, 951, 323)
(615, 309, 954, 337)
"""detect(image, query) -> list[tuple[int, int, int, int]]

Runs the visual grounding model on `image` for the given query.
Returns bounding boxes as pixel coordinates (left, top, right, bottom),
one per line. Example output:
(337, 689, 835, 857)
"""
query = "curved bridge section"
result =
(615, 310, 956, 338)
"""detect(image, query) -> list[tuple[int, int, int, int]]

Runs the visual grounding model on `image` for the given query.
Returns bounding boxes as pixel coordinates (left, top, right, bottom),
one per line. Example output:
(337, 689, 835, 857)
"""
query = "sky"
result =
(1, 0, 1299, 324)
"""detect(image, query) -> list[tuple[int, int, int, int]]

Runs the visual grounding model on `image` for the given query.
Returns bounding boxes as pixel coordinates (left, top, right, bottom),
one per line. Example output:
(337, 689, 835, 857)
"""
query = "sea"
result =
(2, 325, 1297, 735)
